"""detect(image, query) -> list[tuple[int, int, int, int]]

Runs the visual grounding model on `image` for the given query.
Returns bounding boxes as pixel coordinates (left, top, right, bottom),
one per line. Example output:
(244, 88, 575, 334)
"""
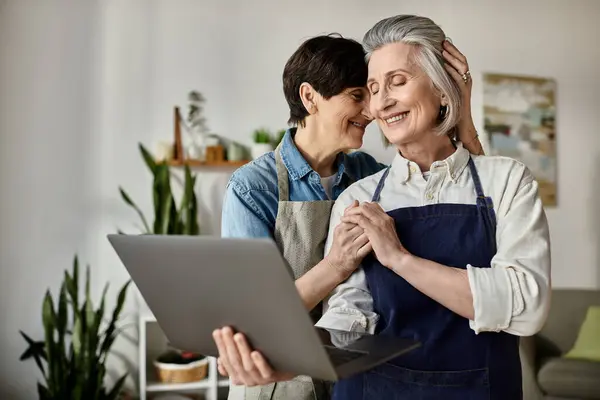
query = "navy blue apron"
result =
(332, 157, 522, 400)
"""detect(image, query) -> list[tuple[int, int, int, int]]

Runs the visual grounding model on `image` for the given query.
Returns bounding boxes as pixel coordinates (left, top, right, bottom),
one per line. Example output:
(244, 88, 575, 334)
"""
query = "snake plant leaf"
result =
(19, 331, 46, 374)
(139, 143, 157, 175)
(37, 383, 52, 400)
(106, 374, 128, 400)
(169, 196, 179, 233)
(85, 266, 96, 333)
(100, 280, 131, 360)
(42, 291, 58, 394)
(153, 165, 173, 234)
(119, 187, 150, 233)
(72, 313, 82, 357)
(64, 256, 79, 307)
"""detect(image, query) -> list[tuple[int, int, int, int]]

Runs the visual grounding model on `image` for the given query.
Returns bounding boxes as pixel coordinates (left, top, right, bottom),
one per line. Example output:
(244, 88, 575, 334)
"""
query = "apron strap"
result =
(371, 167, 391, 202)
(274, 145, 290, 202)
(467, 157, 498, 251)
(467, 157, 486, 199)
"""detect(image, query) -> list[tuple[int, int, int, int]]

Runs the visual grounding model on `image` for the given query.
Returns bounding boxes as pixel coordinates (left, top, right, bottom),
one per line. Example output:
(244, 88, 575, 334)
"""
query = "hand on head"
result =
(213, 327, 295, 386)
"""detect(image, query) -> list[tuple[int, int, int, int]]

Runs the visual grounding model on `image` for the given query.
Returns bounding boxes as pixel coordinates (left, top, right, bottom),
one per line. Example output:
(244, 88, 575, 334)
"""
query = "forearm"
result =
(295, 258, 348, 312)
(458, 117, 484, 156)
(391, 253, 474, 320)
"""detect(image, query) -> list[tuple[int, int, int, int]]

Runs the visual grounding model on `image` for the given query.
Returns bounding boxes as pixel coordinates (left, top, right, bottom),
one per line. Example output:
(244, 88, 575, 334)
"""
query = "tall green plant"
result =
(19, 256, 131, 400)
(119, 143, 200, 235)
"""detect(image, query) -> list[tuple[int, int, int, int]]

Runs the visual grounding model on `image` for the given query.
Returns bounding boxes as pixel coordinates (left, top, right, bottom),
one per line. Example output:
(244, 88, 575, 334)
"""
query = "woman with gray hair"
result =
(317, 14, 551, 399)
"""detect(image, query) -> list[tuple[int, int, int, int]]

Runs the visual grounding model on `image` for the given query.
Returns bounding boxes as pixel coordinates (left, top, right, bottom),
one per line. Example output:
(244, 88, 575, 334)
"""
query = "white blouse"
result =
(316, 144, 551, 337)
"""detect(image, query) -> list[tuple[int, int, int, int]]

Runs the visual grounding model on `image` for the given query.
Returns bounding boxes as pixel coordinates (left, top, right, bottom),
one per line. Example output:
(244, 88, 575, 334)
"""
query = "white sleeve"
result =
(315, 193, 379, 341)
(467, 165, 551, 336)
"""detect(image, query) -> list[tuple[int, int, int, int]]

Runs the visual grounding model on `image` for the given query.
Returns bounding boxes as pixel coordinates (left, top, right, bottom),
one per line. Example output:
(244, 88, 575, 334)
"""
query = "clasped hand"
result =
(340, 201, 409, 269)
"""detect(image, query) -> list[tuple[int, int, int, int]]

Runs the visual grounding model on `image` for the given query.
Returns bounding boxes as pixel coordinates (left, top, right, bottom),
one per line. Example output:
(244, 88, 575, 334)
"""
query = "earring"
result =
(438, 105, 448, 121)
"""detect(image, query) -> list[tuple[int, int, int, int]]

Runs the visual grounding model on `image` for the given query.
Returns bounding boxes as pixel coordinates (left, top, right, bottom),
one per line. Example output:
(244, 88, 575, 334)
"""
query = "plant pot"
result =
(154, 358, 208, 384)
(154, 350, 208, 384)
(251, 143, 273, 160)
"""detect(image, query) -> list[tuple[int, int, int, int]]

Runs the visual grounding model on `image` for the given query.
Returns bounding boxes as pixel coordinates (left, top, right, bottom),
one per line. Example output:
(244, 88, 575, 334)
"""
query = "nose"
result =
(361, 102, 374, 121)
(373, 87, 394, 115)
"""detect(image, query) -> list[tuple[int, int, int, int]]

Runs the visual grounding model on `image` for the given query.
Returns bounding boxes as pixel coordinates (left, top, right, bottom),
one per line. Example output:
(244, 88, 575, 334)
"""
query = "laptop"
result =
(107, 234, 420, 381)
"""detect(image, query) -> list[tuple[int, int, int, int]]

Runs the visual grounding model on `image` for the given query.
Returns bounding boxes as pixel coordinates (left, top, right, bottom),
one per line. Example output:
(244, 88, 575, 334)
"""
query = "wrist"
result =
(387, 249, 413, 274)
(324, 255, 352, 282)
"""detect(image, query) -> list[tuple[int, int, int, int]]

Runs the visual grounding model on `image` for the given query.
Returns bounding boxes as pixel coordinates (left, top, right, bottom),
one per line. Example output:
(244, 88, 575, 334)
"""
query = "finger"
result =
(344, 200, 359, 214)
(354, 203, 382, 222)
(443, 39, 467, 64)
(364, 202, 387, 214)
(217, 358, 229, 377)
(234, 333, 263, 382)
(251, 351, 276, 380)
(341, 214, 372, 229)
(444, 63, 469, 87)
(346, 224, 364, 240)
(356, 242, 373, 259)
(443, 49, 468, 76)
(344, 205, 379, 221)
(337, 221, 360, 232)
(213, 329, 233, 376)
(222, 328, 251, 385)
(353, 232, 369, 248)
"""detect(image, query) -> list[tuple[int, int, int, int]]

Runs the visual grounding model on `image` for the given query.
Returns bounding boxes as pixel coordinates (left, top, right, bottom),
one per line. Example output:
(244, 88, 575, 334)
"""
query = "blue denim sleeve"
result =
(221, 181, 273, 239)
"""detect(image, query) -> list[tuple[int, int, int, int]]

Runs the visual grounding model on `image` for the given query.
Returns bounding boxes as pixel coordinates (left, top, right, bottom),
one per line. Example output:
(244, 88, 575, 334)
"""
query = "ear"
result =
(299, 82, 318, 114)
(440, 92, 449, 107)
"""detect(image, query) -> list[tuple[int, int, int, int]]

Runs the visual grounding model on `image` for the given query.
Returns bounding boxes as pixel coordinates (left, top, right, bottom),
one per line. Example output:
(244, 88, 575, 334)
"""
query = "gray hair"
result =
(363, 15, 461, 138)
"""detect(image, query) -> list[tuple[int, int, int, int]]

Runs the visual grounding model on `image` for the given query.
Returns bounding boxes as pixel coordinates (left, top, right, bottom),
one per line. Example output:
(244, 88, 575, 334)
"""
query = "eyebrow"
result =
(367, 68, 412, 84)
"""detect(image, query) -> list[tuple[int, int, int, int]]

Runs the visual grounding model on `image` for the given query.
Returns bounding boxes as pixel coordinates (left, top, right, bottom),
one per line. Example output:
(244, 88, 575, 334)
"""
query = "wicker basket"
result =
(154, 357, 208, 384)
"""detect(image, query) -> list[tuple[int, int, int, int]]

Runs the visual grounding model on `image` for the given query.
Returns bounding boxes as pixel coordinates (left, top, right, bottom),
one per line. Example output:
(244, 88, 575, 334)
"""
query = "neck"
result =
(293, 123, 340, 177)
(396, 131, 455, 171)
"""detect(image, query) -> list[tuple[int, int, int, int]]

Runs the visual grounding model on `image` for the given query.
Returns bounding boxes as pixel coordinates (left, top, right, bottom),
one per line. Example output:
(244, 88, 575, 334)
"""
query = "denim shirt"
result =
(221, 128, 386, 238)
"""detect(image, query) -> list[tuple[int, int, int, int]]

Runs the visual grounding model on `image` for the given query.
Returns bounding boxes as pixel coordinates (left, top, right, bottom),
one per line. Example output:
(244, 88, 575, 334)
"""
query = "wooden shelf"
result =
(166, 159, 250, 168)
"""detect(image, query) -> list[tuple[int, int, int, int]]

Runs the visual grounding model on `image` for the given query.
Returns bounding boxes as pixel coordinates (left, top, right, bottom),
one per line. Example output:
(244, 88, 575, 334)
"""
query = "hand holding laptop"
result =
(213, 326, 295, 386)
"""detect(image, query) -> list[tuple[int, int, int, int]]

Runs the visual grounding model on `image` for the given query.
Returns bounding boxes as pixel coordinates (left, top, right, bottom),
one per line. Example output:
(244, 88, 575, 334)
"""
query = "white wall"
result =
(1, 0, 599, 398)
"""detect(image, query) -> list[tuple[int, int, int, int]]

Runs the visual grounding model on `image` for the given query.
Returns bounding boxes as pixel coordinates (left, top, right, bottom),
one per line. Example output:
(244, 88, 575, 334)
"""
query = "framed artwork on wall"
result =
(482, 73, 557, 207)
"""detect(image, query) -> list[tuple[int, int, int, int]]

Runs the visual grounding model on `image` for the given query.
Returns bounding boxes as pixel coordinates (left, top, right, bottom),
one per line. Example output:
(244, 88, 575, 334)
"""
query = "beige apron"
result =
(228, 144, 336, 400)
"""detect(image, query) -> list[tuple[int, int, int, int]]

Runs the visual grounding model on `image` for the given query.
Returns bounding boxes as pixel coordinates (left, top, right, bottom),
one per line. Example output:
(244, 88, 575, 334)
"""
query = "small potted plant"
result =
(251, 128, 273, 159)
(154, 346, 208, 384)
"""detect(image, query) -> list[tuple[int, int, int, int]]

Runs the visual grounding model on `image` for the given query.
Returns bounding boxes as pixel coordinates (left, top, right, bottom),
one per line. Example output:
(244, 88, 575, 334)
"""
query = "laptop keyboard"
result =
(324, 345, 365, 366)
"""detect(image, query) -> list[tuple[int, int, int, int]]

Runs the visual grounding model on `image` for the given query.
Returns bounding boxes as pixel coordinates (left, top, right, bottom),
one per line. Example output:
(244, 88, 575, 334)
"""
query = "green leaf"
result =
(119, 187, 150, 233)
(100, 280, 131, 360)
(19, 331, 46, 375)
(106, 374, 128, 400)
(153, 165, 173, 234)
(72, 314, 82, 357)
(139, 143, 157, 175)
(37, 382, 52, 400)
(65, 256, 79, 308)
(42, 291, 59, 395)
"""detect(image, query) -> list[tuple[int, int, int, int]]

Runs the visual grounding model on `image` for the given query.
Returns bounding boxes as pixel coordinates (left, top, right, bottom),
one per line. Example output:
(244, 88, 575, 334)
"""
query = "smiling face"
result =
(367, 42, 445, 146)
(312, 86, 372, 150)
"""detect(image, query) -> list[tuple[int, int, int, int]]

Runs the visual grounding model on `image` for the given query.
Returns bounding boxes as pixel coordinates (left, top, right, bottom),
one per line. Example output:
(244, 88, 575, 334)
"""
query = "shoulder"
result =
(333, 167, 389, 211)
(227, 152, 278, 195)
(472, 154, 538, 212)
(343, 151, 387, 181)
(473, 154, 534, 189)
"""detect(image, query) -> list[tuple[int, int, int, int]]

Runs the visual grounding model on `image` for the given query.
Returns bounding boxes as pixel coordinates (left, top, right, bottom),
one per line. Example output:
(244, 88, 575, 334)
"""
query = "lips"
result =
(383, 111, 410, 125)
(349, 120, 367, 129)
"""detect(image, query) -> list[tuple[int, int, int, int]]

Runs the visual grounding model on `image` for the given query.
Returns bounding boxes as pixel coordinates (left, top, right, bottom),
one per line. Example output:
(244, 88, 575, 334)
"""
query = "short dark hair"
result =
(282, 34, 368, 126)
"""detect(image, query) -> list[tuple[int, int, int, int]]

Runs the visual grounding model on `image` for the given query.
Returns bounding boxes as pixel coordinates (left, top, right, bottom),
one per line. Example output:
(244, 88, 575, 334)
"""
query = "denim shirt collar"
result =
(279, 128, 353, 183)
